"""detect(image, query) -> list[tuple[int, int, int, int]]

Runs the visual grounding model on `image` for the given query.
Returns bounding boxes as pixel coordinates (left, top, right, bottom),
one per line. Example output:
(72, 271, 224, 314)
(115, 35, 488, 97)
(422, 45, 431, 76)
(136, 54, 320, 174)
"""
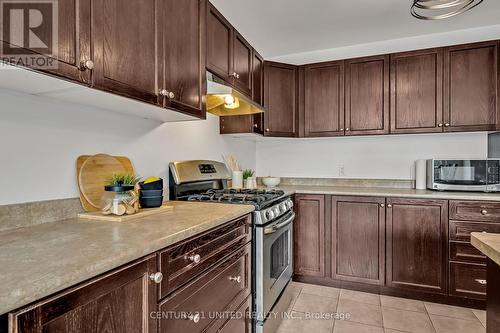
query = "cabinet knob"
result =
(380, 204, 385, 208)
(187, 313, 201, 323)
(79, 60, 94, 71)
(481, 210, 488, 215)
(159, 89, 175, 99)
(149, 272, 163, 284)
(232, 72, 240, 79)
(346, 128, 350, 131)
(187, 253, 201, 264)
(340, 128, 344, 131)
(387, 204, 392, 208)
(438, 123, 443, 127)
(475, 279, 487, 285)
(444, 123, 450, 127)
(229, 275, 242, 283)
(265, 128, 270, 132)
(254, 124, 258, 128)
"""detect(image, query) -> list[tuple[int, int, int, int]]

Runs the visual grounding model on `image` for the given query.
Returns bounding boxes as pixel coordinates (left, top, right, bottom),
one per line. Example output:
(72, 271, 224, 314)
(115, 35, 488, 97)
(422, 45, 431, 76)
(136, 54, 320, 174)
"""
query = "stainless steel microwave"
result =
(427, 159, 500, 192)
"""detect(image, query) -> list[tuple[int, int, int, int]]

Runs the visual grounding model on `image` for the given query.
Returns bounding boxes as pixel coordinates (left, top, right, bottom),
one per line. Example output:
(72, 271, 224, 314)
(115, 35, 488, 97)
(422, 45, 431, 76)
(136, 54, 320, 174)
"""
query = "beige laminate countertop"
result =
(278, 185, 500, 201)
(0, 201, 254, 315)
(471, 232, 500, 266)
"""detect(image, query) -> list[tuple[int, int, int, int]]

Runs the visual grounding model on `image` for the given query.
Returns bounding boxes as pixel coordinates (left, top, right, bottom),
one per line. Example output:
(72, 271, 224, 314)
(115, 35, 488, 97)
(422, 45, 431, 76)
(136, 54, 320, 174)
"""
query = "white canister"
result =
(415, 159, 427, 190)
(246, 177, 257, 190)
(232, 171, 243, 189)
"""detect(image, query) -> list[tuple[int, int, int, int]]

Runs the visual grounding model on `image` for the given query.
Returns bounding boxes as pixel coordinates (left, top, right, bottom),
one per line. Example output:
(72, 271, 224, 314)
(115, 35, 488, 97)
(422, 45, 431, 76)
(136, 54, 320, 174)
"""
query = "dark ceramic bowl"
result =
(139, 179, 164, 190)
(140, 189, 163, 197)
(140, 196, 163, 208)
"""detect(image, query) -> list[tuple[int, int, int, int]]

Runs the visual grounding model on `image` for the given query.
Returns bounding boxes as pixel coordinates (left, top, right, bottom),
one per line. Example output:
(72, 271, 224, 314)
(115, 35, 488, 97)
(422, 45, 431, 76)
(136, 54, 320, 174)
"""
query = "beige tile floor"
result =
(276, 282, 486, 333)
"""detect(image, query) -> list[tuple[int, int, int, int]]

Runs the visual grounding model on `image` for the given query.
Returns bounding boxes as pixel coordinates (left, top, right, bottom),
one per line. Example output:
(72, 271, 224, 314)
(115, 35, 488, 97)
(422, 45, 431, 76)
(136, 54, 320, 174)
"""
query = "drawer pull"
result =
(186, 254, 201, 264)
(229, 275, 242, 283)
(475, 279, 487, 285)
(481, 210, 488, 215)
(187, 313, 201, 323)
(149, 272, 163, 284)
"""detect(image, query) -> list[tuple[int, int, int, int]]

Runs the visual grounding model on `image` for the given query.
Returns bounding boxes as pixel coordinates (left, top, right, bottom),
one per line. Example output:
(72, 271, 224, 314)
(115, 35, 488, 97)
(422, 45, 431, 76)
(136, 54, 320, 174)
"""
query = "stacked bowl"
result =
(139, 178, 164, 208)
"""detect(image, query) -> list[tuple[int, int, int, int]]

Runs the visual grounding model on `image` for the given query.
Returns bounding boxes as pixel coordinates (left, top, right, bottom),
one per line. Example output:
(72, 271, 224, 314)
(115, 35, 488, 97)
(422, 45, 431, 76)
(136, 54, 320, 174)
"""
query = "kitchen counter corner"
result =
(471, 232, 500, 267)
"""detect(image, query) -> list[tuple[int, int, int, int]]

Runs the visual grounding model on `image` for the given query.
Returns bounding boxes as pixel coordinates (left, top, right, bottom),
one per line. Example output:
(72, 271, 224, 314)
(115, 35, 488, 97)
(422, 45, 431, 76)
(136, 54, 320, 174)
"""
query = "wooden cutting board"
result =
(77, 154, 135, 212)
(78, 204, 172, 222)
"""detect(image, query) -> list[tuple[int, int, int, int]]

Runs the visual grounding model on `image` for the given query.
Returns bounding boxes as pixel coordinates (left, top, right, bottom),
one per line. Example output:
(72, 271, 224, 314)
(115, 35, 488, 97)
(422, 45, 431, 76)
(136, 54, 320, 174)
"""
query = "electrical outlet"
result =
(338, 165, 345, 177)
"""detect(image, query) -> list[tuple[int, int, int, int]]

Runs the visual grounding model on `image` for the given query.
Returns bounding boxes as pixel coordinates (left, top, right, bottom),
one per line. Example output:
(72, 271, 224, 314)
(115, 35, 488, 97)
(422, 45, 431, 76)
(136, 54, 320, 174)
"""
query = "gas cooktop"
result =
(187, 188, 286, 209)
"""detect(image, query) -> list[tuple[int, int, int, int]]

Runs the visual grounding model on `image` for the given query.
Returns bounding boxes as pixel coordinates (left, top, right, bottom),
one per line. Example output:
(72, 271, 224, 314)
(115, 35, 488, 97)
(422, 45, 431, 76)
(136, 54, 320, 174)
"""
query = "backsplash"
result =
(0, 198, 82, 232)
(256, 132, 488, 179)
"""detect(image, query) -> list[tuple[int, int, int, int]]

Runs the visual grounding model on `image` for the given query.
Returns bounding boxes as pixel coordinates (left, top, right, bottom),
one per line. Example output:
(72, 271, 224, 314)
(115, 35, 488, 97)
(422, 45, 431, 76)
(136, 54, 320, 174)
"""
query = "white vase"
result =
(246, 177, 257, 190)
(232, 171, 243, 189)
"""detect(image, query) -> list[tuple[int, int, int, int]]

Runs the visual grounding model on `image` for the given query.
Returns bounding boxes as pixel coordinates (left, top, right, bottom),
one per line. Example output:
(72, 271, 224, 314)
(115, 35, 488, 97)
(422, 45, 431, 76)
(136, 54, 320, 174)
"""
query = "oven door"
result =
(255, 210, 295, 319)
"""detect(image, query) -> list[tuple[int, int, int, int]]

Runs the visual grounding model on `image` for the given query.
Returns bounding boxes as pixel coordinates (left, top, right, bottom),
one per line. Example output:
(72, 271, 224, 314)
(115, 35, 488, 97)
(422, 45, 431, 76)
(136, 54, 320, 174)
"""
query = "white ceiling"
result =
(211, 0, 500, 59)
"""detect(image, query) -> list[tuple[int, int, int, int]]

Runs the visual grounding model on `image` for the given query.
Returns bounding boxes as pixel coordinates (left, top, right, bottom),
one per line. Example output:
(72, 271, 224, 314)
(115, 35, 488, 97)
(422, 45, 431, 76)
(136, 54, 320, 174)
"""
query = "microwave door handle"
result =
(264, 212, 295, 235)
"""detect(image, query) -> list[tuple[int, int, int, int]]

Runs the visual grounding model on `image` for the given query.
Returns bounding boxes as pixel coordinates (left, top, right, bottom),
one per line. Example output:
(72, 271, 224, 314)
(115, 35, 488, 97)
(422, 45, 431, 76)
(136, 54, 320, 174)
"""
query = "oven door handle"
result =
(264, 212, 295, 235)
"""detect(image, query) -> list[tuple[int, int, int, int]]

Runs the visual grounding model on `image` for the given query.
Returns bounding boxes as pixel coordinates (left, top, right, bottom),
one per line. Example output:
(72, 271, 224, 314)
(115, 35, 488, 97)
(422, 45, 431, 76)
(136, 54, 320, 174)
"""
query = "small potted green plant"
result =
(243, 169, 257, 189)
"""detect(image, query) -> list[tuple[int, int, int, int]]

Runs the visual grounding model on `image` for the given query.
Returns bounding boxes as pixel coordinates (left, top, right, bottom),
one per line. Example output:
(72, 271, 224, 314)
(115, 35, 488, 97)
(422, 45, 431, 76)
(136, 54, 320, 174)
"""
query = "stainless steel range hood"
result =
(206, 72, 265, 116)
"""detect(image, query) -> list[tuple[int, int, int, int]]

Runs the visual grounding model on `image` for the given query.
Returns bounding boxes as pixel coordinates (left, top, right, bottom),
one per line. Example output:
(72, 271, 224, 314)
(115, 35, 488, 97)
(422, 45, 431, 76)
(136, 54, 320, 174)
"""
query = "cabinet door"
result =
(345, 55, 389, 136)
(232, 32, 252, 96)
(444, 41, 499, 132)
(304, 61, 345, 137)
(160, 0, 205, 118)
(206, 3, 232, 82)
(0, 0, 91, 84)
(91, 0, 159, 104)
(331, 196, 385, 285)
(386, 198, 448, 294)
(253, 50, 265, 134)
(10, 257, 157, 333)
(294, 195, 325, 278)
(264, 61, 298, 137)
(390, 49, 443, 134)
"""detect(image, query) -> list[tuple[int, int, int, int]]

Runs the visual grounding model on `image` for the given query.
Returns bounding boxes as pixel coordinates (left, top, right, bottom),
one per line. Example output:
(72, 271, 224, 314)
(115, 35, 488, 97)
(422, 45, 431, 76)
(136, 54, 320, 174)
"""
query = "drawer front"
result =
(159, 214, 251, 299)
(450, 242, 486, 264)
(210, 296, 252, 333)
(449, 262, 487, 300)
(450, 201, 500, 222)
(449, 220, 500, 242)
(158, 243, 251, 333)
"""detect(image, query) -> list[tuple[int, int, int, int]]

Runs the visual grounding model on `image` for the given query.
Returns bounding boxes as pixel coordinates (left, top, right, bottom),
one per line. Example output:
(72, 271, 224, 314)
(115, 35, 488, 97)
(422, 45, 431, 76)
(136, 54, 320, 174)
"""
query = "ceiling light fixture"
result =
(411, 0, 484, 20)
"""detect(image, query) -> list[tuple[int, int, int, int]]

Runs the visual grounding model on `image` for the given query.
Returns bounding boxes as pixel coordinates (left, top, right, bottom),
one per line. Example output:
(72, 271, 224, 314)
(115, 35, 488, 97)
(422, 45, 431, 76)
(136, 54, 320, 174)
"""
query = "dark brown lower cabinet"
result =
(294, 195, 326, 278)
(158, 243, 251, 333)
(7, 215, 253, 333)
(331, 196, 385, 285)
(386, 198, 448, 294)
(487, 259, 500, 333)
(449, 262, 486, 299)
(9, 256, 158, 333)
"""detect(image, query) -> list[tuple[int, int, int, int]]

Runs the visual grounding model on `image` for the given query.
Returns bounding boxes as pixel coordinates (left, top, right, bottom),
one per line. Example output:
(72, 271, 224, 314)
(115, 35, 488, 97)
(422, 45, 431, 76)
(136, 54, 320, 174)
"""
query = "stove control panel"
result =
(260, 198, 294, 224)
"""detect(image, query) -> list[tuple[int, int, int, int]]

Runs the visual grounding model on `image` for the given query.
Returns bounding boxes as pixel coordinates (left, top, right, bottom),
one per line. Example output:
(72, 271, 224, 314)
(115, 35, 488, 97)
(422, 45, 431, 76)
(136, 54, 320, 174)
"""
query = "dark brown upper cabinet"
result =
(444, 41, 499, 132)
(232, 32, 253, 97)
(219, 49, 264, 135)
(294, 195, 326, 278)
(0, 0, 92, 85)
(206, 3, 232, 83)
(331, 196, 385, 286)
(91, 0, 160, 105)
(386, 198, 448, 295)
(159, 0, 206, 118)
(264, 61, 298, 137)
(10, 256, 157, 333)
(345, 55, 390, 136)
(390, 49, 443, 134)
(304, 61, 345, 137)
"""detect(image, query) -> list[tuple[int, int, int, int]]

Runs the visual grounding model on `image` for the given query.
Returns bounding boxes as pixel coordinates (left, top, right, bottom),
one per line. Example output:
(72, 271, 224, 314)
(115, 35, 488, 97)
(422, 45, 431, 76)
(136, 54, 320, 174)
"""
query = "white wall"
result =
(0, 89, 256, 205)
(256, 133, 488, 180)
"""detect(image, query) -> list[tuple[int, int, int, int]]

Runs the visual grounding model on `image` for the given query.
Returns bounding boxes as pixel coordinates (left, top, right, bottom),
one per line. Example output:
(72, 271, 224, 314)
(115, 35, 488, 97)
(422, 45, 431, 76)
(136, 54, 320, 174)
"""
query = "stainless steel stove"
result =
(169, 160, 294, 333)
